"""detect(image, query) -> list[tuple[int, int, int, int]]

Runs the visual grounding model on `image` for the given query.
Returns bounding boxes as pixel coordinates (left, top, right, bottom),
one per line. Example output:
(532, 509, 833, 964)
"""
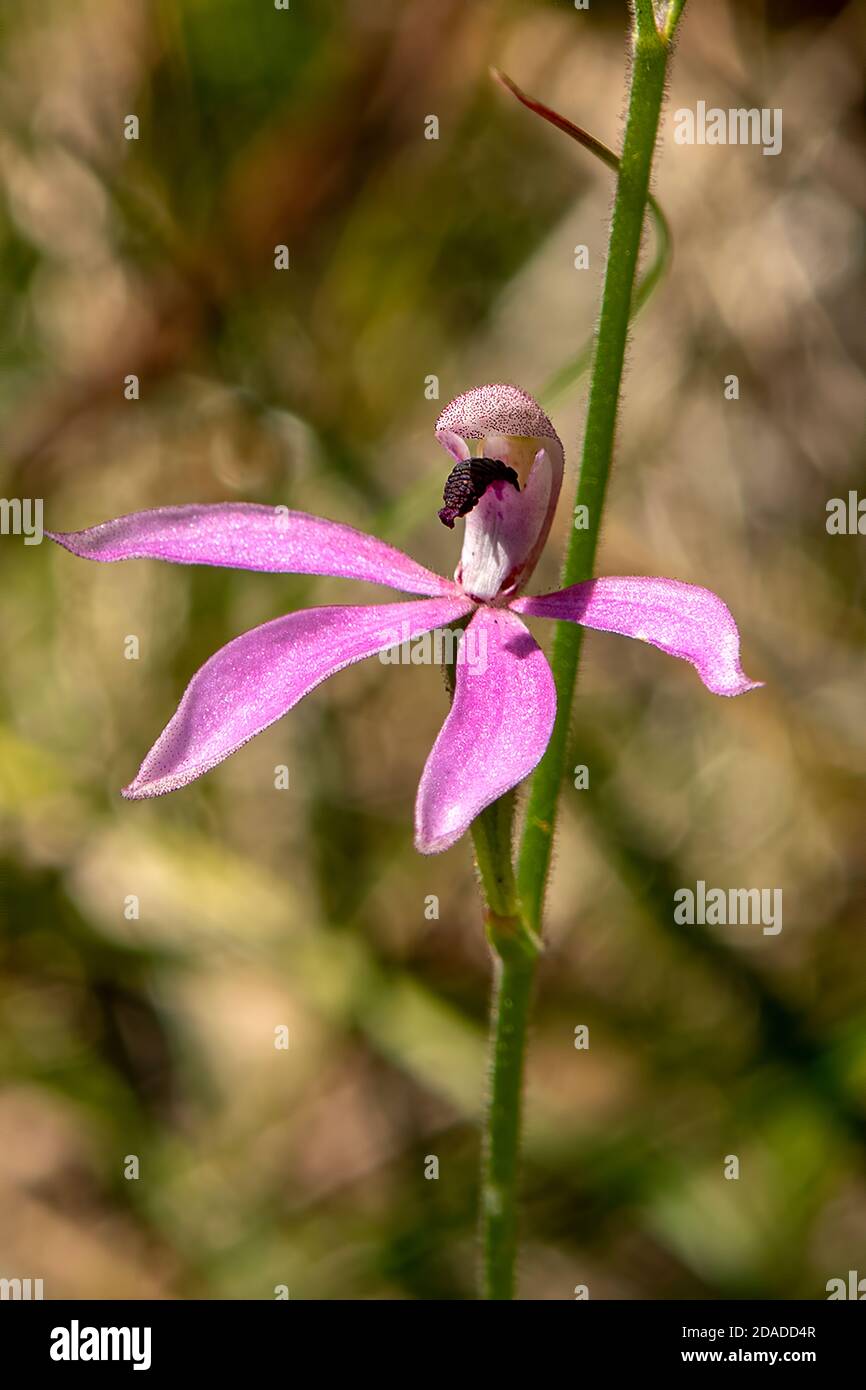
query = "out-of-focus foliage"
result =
(1, 0, 865, 1299)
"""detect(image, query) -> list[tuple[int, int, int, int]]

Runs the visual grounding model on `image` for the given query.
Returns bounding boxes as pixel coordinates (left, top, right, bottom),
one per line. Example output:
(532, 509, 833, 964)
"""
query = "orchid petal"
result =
(48, 503, 455, 597)
(123, 595, 473, 798)
(512, 577, 762, 697)
(415, 607, 556, 853)
(435, 428, 472, 465)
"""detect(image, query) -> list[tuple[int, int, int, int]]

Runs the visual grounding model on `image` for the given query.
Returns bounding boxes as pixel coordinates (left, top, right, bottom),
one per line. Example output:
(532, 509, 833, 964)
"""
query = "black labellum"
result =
(438, 457, 520, 529)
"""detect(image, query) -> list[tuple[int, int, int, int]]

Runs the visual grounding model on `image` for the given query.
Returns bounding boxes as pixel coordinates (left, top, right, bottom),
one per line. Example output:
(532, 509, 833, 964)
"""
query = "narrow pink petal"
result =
(435, 428, 471, 465)
(512, 577, 762, 697)
(124, 595, 473, 799)
(48, 503, 455, 597)
(414, 607, 556, 854)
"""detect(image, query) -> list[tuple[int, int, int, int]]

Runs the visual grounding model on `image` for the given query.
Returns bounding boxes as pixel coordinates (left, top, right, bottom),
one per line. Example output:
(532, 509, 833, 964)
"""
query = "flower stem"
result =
(462, 1, 686, 1301)
(492, 69, 673, 412)
(445, 636, 541, 1299)
(479, 916, 539, 1300)
(471, 799, 541, 1300)
(452, 661, 542, 1301)
(517, 2, 685, 935)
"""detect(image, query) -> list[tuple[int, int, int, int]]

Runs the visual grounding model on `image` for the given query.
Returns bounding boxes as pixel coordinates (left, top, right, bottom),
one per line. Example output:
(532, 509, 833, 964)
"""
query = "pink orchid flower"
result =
(48, 384, 760, 853)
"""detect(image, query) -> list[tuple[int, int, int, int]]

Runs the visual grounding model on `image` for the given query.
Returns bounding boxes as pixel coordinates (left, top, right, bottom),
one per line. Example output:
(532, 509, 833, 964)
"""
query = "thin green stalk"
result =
(444, 633, 540, 1300)
(460, 0, 687, 1302)
(492, 69, 672, 411)
(471, 791, 519, 920)
(471, 793, 541, 1299)
(471, 794, 541, 1300)
(479, 927, 538, 1299)
(517, 2, 684, 935)
(664, 0, 688, 41)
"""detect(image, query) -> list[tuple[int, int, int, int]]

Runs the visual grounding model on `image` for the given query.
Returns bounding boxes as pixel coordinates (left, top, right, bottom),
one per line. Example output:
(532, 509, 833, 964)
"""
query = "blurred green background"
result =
(1, 0, 865, 1299)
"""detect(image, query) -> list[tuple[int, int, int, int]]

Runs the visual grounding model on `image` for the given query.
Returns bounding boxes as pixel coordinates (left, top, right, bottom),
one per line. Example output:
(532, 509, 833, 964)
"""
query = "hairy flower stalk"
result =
(482, 0, 696, 1298)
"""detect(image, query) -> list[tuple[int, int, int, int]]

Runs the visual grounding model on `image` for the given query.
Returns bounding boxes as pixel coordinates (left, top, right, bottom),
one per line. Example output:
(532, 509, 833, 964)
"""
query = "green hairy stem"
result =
(474, 0, 687, 1300)
(517, 2, 679, 934)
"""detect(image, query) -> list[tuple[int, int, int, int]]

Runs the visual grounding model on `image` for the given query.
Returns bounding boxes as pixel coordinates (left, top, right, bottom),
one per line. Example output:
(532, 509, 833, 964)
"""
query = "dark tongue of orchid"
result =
(438, 458, 520, 529)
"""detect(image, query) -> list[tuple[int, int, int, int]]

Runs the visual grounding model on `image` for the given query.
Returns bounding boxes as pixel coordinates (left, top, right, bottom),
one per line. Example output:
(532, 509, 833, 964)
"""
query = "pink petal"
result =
(414, 607, 556, 854)
(48, 503, 455, 597)
(123, 595, 473, 798)
(512, 577, 762, 697)
(435, 428, 472, 465)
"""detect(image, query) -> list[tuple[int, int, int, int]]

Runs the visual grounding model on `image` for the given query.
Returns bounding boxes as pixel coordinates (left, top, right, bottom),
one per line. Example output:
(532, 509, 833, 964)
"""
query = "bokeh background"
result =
(1, 0, 864, 1300)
